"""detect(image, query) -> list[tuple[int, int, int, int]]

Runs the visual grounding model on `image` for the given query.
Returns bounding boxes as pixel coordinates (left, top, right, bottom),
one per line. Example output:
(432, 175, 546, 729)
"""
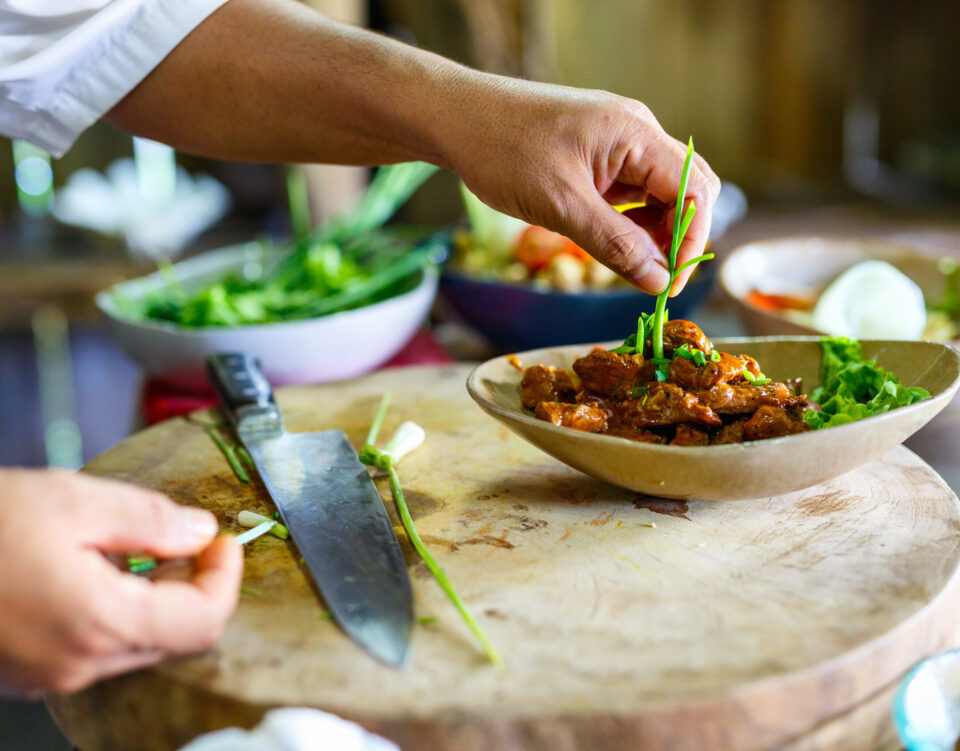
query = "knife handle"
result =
(206, 353, 284, 435)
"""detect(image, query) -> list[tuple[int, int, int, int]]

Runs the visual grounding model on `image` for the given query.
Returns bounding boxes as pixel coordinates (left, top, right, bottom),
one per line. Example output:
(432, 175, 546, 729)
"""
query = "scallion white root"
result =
(235, 520, 276, 546)
(238, 510, 289, 540)
(381, 421, 426, 465)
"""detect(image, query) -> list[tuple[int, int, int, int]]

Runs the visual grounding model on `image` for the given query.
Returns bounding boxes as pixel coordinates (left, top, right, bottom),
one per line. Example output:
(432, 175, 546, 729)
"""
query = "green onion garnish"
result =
(609, 140, 714, 373)
(651, 139, 714, 370)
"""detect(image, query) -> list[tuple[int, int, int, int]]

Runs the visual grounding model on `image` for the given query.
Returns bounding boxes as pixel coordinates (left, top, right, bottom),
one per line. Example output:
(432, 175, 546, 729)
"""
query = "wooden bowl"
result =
(718, 236, 952, 338)
(467, 337, 960, 500)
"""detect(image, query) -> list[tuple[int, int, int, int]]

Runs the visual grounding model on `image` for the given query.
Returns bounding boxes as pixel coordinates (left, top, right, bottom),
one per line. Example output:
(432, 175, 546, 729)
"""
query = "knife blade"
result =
(206, 353, 413, 667)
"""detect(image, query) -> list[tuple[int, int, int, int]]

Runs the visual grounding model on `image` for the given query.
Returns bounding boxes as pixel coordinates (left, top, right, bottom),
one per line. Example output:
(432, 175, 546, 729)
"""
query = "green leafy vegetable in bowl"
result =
(806, 336, 931, 430)
(113, 162, 441, 328)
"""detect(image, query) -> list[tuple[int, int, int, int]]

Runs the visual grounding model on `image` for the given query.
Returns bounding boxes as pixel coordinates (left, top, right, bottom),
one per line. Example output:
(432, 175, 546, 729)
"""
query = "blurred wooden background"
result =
(1, 0, 958, 221)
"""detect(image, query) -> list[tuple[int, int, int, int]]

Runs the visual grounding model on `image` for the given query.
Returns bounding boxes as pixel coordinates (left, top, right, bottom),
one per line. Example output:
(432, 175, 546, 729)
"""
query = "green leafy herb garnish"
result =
(359, 394, 501, 666)
(805, 336, 931, 429)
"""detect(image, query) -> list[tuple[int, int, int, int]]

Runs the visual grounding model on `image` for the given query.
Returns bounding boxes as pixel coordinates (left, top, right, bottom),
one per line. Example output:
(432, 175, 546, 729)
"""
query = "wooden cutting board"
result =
(48, 364, 960, 751)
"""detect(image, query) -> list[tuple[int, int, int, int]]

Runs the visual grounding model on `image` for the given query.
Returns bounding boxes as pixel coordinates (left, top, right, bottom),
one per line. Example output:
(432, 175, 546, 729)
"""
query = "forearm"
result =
(107, 0, 478, 166)
(108, 0, 720, 294)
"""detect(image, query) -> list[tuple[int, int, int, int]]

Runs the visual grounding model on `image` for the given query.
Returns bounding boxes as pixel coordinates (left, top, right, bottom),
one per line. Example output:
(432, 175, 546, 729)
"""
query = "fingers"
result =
(669, 196, 715, 297)
(561, 187, 671, 294)
(70, 475, 219, 558)
(616, 131, 720, 296)
(122, 535, 243, 654)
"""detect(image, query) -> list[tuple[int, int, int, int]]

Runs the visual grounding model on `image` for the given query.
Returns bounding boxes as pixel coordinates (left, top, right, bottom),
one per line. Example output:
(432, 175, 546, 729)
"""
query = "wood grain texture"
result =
(47, 365, 960, 751)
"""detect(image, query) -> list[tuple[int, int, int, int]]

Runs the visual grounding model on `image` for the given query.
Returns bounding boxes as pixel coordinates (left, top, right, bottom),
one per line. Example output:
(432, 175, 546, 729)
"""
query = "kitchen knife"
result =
(206, 353, 413, 667)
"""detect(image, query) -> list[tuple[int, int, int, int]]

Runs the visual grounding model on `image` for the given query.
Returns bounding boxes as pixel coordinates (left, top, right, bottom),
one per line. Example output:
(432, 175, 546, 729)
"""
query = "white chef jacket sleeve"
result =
(0, 0, 230, 158)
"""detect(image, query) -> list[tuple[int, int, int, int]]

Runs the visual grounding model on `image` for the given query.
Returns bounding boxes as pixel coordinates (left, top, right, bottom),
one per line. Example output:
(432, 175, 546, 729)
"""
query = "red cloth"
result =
(140, 329, 454, 425)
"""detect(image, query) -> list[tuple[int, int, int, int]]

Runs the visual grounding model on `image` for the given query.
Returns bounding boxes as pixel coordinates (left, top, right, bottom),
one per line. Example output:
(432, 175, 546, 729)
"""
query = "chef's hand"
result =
(0, 469, 242, 698)
(442, 82, 721, 296)
(107, 0, 718, 294)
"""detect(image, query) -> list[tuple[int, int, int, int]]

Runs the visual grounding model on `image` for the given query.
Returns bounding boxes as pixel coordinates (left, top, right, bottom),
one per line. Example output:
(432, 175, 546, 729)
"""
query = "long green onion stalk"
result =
(359, 394, 501, 666)
(650, 138, 714, 363)
(610, 138, 715, 370)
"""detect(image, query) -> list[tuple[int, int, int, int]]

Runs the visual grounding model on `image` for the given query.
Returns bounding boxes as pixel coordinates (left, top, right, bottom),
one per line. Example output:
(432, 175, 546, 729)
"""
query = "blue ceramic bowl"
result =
(440, 262, 717, 351)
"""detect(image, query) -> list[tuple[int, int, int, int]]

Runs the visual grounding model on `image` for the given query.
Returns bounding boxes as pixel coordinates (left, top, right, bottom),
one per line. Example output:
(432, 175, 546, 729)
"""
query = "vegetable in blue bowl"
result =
(440, 263, 716, 351)
(441, 176, 741, 351)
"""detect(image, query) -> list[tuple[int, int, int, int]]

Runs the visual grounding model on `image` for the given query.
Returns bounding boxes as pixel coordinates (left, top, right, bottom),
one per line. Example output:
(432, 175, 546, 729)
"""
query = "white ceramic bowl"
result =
(97, 242, 438, 389)
(719, 236, 953, 339)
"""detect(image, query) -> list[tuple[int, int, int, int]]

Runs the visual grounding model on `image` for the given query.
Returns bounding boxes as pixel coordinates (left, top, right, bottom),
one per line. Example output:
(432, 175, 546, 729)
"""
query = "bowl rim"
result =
(96, 241, 439, 336)
(718, 234, 953, 313)
(717, 235, 960, 346)
(466, 335, 960, 454)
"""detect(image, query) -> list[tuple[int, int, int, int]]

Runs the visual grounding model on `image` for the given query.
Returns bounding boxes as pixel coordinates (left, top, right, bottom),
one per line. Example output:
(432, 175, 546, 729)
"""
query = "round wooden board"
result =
(48, 365, 960, 751)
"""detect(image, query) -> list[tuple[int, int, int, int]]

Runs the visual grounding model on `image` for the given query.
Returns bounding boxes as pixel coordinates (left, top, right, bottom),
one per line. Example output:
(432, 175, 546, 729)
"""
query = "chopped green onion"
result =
(419, 616, 438, 626)
(235, 445, 255, 471)
(710, 350, 722, 362)
(127, 555, 157, 574)
(240, 585, 263, 597)
(742, 370, 771, 386)
(205, 426, 249, 483)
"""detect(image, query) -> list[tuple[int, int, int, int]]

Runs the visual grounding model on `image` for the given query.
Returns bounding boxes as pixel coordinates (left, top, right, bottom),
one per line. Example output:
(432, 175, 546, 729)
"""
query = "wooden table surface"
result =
(48, 364, 960, 751)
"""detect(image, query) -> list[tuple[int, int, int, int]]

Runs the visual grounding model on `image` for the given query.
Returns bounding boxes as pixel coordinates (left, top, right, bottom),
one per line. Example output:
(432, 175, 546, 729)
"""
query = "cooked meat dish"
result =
(522, 319, 811, 445)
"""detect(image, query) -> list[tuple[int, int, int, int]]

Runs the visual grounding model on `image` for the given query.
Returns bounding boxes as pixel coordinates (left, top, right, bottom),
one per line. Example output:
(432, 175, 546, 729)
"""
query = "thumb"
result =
(73, 477, 219, 557)
(560, 188, 671, 294)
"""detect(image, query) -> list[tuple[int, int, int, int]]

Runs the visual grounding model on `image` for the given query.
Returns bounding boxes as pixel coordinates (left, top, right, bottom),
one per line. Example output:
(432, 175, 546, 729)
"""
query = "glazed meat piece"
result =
(669, 352, 756, 391)
(572, 348, 653, 400)
(619, 383, 722, 429)
(606, 425, 665, 443)
(695, 381, 807, 415)
(521, 365, 577, 409)
(711, 419, 747, 445)
(671, 425, 710, 446)
(743, 405, 811, 441)
(662, 319, 713, 355)
(535, 401, 608, 433)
